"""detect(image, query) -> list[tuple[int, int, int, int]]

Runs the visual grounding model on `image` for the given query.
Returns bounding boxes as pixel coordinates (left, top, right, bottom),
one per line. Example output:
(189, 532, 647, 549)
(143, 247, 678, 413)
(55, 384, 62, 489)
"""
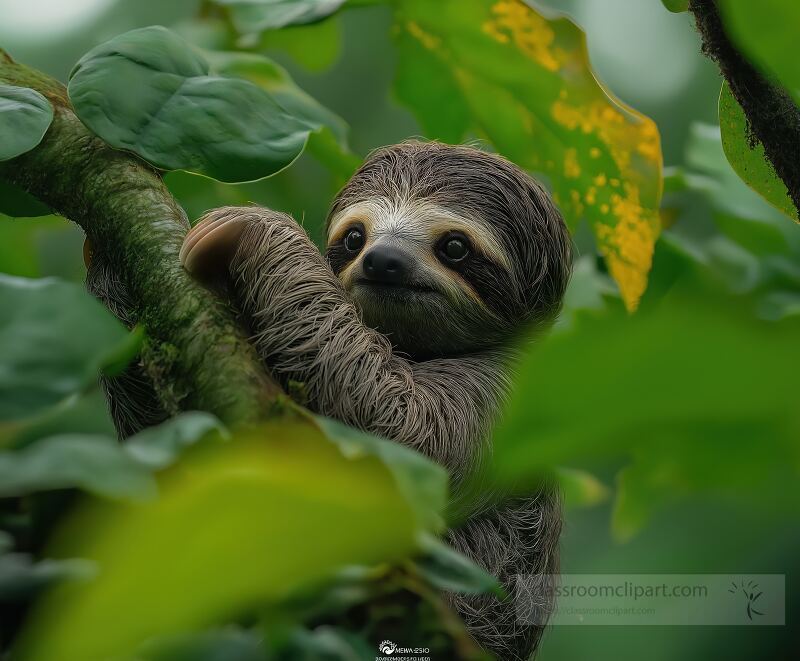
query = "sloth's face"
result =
(325, 198, 512, 359)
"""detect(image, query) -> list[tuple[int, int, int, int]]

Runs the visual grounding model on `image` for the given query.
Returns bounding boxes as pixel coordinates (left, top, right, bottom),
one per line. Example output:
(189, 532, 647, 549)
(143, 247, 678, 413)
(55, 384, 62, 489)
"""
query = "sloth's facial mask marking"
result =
(326, 199, 509, 358)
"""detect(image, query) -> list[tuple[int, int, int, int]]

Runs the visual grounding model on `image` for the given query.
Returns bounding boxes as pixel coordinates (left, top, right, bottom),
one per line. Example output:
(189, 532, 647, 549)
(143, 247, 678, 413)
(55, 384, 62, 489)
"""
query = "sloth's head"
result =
(325, 141, 572, 359)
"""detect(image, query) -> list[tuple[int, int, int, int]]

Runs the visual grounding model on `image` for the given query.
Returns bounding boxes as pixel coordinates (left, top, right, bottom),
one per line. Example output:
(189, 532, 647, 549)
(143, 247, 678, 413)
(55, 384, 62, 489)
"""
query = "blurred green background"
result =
(0, 0, 798, 659)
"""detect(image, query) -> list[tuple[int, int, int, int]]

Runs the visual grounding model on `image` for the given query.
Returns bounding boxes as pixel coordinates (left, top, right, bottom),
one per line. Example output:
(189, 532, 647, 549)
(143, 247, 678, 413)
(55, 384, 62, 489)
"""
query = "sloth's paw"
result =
(180, 207, 252, 281)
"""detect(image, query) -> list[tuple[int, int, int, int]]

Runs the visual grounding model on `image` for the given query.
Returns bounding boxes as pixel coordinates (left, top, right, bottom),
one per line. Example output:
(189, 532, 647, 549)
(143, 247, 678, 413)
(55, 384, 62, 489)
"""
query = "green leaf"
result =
(213, 0, 346, 33)
(415, 533, 503, 597)
(393, 0, 663, 311)
(17, 420, 430, 661)
(719, 82, 797, 222)
(0, 180, 51, 218)
(661, 0, 689, 12)
(717, 0, 800, 106)
(0, 275, 141, 422)
(124, 412, 229, 470)
(0, 84, 53, 161)
(68, 26, 311, 183)
(0, 435, 156, 500)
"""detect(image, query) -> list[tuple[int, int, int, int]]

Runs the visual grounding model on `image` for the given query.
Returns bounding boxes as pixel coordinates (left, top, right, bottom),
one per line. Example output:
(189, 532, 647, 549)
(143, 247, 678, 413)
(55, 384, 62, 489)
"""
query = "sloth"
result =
(90, 141, 572, 660)
(180, 141, 572, 659)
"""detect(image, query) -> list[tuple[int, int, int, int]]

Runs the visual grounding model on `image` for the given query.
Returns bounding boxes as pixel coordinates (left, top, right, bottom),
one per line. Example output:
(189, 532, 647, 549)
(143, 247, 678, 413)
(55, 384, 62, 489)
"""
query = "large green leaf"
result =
(718, 82, 798, 222)
(16, 420, 437, 661)
(717, 0, 800, 106)
(68, 26, 311, 183)
(0, 275, 141, 423)
(393, 0, 663, 311)
(491, 284, 800, 537)
(0, 84, 53, 161)
(213, 0, 346, 33)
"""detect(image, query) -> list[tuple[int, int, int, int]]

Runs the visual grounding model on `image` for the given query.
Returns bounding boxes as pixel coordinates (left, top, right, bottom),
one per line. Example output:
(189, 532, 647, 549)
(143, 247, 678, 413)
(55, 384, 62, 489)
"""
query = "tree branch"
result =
(0, 52, 284, 425)
(689, 0, 800, 216)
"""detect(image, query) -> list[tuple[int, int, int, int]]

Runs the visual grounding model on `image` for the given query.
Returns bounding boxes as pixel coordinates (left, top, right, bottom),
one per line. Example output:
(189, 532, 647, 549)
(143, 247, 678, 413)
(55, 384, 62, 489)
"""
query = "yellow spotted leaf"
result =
(393, 0, 663, 310)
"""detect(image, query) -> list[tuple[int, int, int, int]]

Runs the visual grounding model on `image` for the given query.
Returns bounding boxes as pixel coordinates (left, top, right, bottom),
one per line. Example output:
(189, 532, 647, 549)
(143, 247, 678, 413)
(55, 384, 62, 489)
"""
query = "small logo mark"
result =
(728, 579, 764, 620)
(379, 640, 397, 654)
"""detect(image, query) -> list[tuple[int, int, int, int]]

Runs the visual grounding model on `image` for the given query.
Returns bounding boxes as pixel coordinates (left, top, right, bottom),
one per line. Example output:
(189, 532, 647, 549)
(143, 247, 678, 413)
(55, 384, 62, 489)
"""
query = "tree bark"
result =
(0, 52, 284, 425)
(688, 0, 800, 216)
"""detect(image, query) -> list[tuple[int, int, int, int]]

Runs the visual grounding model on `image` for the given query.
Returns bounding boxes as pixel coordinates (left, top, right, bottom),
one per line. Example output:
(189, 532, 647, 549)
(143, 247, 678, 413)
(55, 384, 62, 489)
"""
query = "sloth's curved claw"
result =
(180, 211, 250, 282)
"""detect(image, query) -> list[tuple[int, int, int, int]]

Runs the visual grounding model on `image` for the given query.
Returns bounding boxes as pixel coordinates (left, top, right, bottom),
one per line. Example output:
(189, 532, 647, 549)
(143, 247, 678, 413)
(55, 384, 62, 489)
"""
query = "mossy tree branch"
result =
(689, 0, 800, 216)
(0, 51, 284, 425)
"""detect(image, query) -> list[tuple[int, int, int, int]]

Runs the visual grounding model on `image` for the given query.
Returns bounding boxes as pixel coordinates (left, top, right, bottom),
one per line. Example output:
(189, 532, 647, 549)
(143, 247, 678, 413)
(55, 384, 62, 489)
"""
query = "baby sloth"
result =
(180, 141, 572, 660)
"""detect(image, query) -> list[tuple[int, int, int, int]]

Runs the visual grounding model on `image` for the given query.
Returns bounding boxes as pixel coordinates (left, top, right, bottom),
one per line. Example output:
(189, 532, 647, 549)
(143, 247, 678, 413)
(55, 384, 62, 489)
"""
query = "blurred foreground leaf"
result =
(492, 286, 800, 537)
(68, 27, 311, 183)
(0, 275, 140, 423)
(718, 82, 797, 222)
(393, 0, 663, 310)
(0, 84, 53, 161)
(17, 419, 445, 661)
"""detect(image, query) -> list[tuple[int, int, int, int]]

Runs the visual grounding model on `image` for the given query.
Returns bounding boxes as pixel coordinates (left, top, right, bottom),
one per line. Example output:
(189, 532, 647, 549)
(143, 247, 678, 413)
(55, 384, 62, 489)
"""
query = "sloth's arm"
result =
(181, 206, 509, 479)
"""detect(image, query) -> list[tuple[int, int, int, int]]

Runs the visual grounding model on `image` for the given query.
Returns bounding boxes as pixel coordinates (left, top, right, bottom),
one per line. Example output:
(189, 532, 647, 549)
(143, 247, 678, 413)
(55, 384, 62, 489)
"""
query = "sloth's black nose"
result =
(362, 245, 411, 284)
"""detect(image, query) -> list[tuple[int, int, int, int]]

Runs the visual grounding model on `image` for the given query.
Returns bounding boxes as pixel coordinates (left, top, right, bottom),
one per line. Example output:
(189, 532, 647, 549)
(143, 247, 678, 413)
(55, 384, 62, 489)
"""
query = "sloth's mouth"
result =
(354, 279, 436, 294)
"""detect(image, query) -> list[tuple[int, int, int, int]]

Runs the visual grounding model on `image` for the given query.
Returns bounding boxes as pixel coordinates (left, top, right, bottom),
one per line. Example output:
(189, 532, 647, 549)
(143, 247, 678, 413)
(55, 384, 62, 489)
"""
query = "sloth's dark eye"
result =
(344, 227, 365, 253)
(439, 234, 470, 264)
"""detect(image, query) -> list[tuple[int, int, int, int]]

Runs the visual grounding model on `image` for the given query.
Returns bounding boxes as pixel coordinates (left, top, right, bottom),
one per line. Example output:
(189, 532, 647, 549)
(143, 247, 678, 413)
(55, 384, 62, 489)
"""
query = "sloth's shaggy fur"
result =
(94, 142, 572, 660)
